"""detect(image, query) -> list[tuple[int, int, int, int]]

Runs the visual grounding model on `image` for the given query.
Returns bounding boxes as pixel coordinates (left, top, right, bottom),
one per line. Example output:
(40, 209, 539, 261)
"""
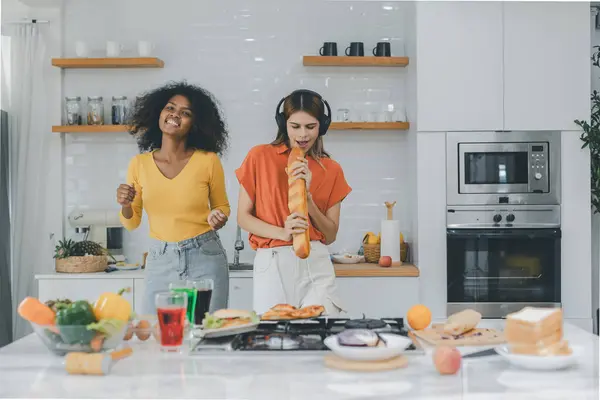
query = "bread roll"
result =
(443, 309, 482, 335)
(287, 147, 310, 259)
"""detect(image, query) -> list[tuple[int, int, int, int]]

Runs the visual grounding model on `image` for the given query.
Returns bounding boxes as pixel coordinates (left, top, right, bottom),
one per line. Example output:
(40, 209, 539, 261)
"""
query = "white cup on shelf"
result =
(75, 41, 88, 57)
(137, 41, 155, 57)
(106, 41, 124, 57)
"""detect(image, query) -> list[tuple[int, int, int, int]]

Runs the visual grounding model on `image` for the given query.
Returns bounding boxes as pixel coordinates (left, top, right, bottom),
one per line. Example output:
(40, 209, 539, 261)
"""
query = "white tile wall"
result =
(61, 0, 416, 265)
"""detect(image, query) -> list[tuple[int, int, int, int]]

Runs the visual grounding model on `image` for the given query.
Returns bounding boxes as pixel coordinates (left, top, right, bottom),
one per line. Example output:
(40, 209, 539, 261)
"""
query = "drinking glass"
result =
(169, 280, 197, 325)
(155, 292, 187, 352)
(192, 279, 214, 327)
(336, 108, 350, 122)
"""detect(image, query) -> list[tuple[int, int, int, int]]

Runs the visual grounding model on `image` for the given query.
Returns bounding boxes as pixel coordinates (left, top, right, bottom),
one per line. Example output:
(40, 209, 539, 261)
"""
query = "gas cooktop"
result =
(190, 316, 422, 353)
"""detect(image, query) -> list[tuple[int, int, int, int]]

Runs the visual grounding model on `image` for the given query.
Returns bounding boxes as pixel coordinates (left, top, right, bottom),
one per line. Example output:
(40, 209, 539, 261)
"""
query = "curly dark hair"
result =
(128, 81, 229, 155)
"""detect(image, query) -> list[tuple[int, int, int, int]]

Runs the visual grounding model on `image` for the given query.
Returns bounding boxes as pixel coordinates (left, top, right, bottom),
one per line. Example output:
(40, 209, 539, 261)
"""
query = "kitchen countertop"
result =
(34, 263, 419, 280)
(0, 321, 597, 399)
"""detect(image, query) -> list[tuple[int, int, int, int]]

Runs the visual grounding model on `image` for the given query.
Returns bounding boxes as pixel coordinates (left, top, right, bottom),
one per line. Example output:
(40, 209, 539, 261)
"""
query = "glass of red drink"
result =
(155, 292, 187, 352)
(191, 279, 214, 328)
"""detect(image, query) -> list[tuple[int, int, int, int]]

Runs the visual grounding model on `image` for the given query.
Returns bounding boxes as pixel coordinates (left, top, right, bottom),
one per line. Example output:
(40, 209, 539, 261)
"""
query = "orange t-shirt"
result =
(235, 144, 352, 250)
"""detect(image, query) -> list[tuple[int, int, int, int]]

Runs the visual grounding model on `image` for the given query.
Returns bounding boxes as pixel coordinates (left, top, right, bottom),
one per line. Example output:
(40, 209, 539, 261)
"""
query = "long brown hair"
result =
(271, 91, 331, 160)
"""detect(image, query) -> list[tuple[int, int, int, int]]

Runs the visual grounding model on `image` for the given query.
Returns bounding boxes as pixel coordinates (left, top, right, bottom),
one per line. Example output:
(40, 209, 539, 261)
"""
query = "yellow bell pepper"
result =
(93, 287, 132, 322)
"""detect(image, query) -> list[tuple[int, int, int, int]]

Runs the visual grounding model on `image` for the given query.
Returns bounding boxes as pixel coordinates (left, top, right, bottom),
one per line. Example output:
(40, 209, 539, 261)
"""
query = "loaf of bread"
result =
(287, 147, 310, 259)
(443, 309, 482, 335)
(505, 307, 570, 355)
(65, 352, 112, 375)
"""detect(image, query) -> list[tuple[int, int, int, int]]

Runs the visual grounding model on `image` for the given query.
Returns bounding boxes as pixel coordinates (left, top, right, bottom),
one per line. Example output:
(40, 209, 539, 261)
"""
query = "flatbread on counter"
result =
(260, 304, 325, 320)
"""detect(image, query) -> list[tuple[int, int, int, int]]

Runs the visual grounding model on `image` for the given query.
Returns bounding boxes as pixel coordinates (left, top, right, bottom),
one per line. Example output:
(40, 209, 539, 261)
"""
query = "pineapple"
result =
(53, 238, 76, 259)
(72, 240, 106, 257)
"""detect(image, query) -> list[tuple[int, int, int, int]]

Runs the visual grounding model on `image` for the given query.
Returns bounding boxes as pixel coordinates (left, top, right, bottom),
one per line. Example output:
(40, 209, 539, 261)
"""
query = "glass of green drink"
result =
(169, 280, 197, 325)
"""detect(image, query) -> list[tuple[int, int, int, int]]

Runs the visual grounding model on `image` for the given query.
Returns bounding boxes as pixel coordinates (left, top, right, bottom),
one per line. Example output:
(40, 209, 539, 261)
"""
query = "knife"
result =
(462, 348, 498, 358)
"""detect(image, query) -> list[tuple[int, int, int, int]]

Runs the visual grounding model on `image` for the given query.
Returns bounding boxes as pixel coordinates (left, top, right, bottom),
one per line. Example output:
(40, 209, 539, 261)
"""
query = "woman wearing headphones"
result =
(236, 89, 352, 315)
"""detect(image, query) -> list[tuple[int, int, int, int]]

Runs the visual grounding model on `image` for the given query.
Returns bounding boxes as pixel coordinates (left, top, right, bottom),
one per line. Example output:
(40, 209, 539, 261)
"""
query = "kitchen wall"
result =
(60, 0, 417, 266)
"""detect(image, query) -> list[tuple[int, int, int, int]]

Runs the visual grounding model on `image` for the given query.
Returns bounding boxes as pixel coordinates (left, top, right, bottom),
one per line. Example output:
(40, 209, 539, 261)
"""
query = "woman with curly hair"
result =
(116, 81, 231, 316)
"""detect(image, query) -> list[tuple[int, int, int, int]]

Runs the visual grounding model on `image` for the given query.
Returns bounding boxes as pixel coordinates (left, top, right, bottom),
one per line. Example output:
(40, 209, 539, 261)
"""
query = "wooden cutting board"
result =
(324, 354, 408, 372)
(413, 324, 505, 347)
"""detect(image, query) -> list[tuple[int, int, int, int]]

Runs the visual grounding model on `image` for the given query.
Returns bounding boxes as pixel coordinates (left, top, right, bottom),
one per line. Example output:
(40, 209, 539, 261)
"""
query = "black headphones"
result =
(274, 89, 332, 136)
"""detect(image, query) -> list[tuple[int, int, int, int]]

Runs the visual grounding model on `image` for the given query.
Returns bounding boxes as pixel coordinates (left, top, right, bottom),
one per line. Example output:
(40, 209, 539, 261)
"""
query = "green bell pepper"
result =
(55, 300, 97, 344)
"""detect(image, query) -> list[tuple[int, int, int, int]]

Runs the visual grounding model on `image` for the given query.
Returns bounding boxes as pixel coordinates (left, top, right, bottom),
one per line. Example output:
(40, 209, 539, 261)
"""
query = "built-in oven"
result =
(447, 131, 561, 206)
(446, 205, 561, 318)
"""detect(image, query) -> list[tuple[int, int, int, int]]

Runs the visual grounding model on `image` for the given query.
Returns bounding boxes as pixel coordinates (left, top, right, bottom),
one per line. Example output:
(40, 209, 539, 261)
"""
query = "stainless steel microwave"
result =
(446, 131, 561, 206)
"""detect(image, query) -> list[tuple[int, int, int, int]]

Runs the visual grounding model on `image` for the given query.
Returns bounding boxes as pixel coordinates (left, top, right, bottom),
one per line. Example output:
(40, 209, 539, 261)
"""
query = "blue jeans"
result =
(144, 230, 229, 315)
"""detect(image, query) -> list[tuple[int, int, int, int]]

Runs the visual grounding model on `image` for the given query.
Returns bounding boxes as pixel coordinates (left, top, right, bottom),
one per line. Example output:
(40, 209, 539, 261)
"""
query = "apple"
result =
(433, 346, 462, 375)
(379, 256, 392, 267)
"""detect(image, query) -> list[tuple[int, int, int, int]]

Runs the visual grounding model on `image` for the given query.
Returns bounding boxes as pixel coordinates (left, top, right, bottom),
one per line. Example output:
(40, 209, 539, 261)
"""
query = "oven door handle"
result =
(464, 274, 542, 280)
(447, 229, 561, 239)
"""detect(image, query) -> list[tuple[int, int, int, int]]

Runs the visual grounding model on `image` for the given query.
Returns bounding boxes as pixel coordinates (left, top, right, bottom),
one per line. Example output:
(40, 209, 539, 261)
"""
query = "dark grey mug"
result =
(345, 42, 364, 57)
(373, 42, 391, 57)
(319, 42, 338, 56)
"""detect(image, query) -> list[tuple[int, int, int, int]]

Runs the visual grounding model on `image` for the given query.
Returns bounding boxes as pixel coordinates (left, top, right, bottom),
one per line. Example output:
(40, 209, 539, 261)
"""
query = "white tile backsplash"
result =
(62, 0, 415, 265)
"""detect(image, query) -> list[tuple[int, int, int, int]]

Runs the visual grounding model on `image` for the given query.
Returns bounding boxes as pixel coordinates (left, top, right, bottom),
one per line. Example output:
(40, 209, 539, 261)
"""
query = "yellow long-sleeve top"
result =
(119, 150, 231, 242)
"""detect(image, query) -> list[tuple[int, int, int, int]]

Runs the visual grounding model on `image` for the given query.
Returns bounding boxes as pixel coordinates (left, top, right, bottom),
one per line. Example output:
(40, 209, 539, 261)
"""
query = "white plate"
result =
(113, 264, 141, 271)
(331, 254, 366, 264)
(195, 322, 260, 338)
(495, 345, 580, 371)
(324, 333, 413, 361)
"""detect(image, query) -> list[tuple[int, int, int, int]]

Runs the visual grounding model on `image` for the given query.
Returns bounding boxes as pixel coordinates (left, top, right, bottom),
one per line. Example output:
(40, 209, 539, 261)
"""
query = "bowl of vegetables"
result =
(19, 288, 133, 356)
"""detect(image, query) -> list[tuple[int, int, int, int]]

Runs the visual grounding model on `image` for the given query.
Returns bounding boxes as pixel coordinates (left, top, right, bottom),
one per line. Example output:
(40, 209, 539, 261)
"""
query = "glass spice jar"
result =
(111, 96, 128, 125)
(87, 96, 104, 125)
(65, 96, 82, 125)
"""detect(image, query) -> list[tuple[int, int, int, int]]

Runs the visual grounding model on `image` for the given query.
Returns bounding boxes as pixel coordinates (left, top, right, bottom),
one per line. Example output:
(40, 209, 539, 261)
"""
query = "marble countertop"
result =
(0, 321, 598, 399)
(35, 263, 419, 280)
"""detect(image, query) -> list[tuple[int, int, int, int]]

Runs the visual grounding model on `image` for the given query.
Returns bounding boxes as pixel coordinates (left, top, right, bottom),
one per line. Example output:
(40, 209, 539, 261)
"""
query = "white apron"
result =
(253, 241, 344, 316)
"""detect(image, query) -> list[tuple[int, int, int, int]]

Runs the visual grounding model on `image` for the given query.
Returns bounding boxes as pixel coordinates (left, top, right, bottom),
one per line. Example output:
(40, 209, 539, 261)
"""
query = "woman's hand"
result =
(116, 184, 135, 207)
(208, 209, 228, 230)
(281, 212, 309, 241)
(287, 157, 312, 190)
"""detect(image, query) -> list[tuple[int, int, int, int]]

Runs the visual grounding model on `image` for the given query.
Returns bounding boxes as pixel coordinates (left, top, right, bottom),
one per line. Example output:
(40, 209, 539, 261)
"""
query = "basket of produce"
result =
(362, 232, 381, 263)
(53, 238, 114, 273)
(363, 232, 410, 263)
(18, 287, 133, 356)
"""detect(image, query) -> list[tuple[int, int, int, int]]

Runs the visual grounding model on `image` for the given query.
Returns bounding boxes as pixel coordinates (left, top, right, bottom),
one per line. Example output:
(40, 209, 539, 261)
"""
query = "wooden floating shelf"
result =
(330, 122, 410, 130)
(303, 56, 409, 67)
(51, 57, 164, 69)
(52, 125, 129, 133)
(334, 263, 419, 277)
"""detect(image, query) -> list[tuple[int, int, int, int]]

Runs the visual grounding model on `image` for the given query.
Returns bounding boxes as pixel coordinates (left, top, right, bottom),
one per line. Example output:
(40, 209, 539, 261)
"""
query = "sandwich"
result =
(203, 309, 259, 329)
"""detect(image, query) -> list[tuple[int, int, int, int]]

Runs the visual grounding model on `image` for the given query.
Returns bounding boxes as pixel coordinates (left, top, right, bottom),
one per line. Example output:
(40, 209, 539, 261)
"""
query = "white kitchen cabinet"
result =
(131, 277, 255, 314)
(228, 277, 253, 310)
(36, 274, 420, 319)
(133, 278, 145, 316)
(416, 1, 504, 132)
(417, 1, 589, 132)
(37, 278, 135, 307)
(335, 277, 419, 318)
(503, 2, 590, 131)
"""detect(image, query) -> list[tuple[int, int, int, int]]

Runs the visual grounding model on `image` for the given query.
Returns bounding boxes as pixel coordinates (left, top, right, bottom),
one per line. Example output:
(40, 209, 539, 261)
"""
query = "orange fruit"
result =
(407, 304, 432, 330)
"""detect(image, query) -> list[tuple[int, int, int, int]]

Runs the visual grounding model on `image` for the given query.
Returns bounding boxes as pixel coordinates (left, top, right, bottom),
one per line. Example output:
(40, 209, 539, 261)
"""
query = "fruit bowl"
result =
(31, 321, 128, 356)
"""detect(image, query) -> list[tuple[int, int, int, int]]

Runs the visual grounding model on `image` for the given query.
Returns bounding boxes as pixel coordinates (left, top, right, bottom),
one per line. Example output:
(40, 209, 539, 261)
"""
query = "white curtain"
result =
(1, 24, 51, 340)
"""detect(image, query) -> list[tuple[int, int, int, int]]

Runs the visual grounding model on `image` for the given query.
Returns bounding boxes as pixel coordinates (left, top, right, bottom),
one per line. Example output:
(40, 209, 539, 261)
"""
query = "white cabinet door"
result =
(133, 278, 146, 316)
(228, 277, 253, 310)
(416, 1, 504, 131)
(38, 278, 135, 306)
(335, 277, 419, 318)
(503, 2, 590, 131)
